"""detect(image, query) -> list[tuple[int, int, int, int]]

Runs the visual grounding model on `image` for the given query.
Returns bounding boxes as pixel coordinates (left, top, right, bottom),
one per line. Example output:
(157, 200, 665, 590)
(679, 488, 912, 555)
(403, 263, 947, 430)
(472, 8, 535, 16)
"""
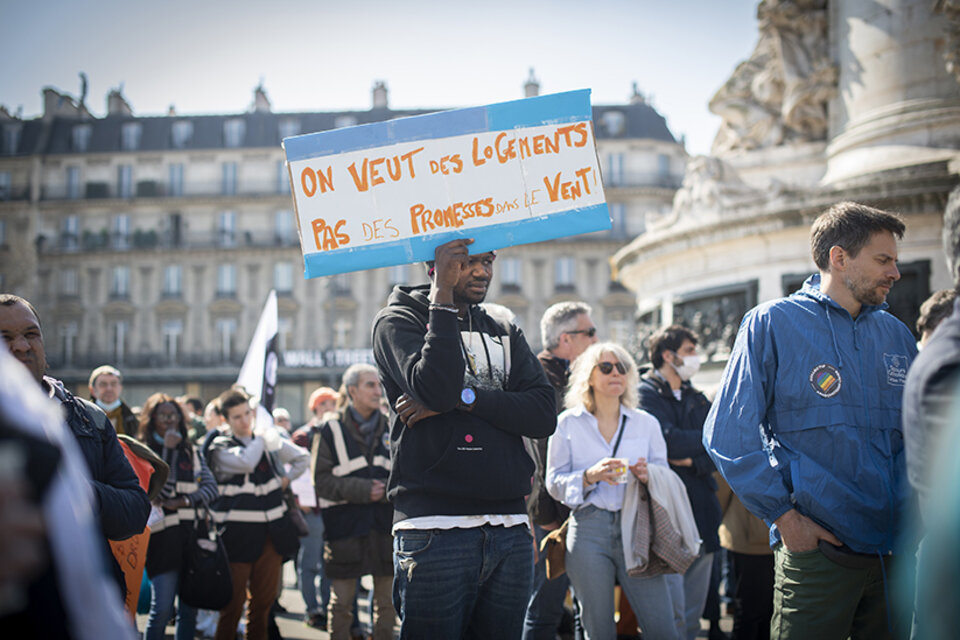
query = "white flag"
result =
(237, 290, 278, 430)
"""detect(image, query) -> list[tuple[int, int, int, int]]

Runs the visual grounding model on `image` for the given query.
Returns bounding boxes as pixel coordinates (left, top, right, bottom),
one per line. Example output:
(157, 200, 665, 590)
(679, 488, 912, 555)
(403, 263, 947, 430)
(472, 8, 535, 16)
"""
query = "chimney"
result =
(107, 87, 133, 117)
(630, 82, 646, 104)
(524, 68, 540, 98)
(167, 104, 177, 116)
(252, 82, 271, 113)
(42, 87, 86, 121)
(372, 81, 389, 109)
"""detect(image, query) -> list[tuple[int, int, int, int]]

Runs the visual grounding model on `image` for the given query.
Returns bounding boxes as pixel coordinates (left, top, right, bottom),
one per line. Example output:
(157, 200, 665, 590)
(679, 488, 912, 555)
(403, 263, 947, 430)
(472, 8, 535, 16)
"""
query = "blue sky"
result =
(0, 0, 759, 155)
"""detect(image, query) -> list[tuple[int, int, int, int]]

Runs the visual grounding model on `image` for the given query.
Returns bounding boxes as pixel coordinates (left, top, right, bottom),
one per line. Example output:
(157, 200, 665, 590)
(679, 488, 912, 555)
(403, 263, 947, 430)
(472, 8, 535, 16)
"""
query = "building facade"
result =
(0, 74, 685, 422)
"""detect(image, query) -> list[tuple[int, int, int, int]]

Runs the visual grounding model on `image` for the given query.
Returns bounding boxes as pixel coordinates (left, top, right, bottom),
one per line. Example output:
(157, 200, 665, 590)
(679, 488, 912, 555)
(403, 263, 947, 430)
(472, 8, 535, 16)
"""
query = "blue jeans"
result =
(664, 550, 714, 640)
(393, 524, 534, 639)
(566, 505, 680, 640)
(297, 511, 330, 616)
(522, 524, 572, 640)
(144, 570, 196, 640)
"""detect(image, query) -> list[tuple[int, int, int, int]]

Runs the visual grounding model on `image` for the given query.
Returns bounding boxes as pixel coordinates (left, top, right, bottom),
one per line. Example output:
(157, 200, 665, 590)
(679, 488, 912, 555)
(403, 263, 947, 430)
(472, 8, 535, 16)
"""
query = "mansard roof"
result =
(4, 100, 677, 156)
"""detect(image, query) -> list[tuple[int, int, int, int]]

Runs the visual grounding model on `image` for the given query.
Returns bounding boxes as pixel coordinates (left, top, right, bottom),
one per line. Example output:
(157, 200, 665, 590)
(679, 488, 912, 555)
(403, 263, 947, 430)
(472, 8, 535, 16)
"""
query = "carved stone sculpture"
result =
(709, 0, 837, 154)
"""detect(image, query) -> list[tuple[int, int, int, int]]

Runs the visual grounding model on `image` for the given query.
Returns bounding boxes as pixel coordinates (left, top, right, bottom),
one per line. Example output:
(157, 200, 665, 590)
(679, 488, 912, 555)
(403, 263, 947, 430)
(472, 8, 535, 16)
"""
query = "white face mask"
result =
(670, 354, 701, 381)
(96, 398, 123, 412)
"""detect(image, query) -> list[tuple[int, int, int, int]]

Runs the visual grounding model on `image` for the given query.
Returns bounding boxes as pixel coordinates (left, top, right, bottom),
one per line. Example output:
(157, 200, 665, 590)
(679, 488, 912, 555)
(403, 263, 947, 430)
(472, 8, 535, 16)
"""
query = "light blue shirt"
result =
(546, 404, 668, 512)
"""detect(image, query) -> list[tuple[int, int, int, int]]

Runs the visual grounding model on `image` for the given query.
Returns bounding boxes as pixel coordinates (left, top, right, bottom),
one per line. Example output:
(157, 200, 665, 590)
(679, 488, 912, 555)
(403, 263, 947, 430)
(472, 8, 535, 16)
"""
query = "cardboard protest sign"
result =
(283, 89, 609, 279)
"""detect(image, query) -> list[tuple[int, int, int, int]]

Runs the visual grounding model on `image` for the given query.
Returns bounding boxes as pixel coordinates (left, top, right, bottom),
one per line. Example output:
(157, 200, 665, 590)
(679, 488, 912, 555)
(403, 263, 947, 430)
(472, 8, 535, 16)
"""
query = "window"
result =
(610, 202, 626, 237)
(606, 153, 623, 187)
(3, 124, 21, 155)
(278, 317, 293, 352)
(163, 265, 182, 297)
(224, 119, 245, 148)
(172, 120, 193, 149)
(608, 310, 633, 347)
(278, 119, 300, 140)
(72, 124, 92, 152)
(60, 268, 78, 296)
(274, 261, 293, 294)
(555, 257, 575, 290)
(388, 264, 408, 286)
(0, 171, 10, 199)
(276, 159, 289, 194)
(66, 166, 80, 199)
(500, 257, 522, 290)
(332, 316, 353, 348)
(601, 111, 625, 136)
(168, 163, 184, 196)
(335, 115, 358, 129)
(221, 162, 237, 195)
(61, 215, 79, 251)
(215, 318, 237, 360)
(112, 215, 130, 250)
(0, 219, 5, 246)
(218, 211, 236, 247)
(111, 320, 129, 363)
(658, 154, 671, 178)
(332, 273, 351, 296)
(168, 212, 183, 247)
(162, 319, 183, 362)
(275, 210, 295, 244)
(59, 322, 78, 366)
(111, 266, 130, 298)
(117, 164, 133, 198)
(217, 263, 236, 297)
(121, 122, 142, 151)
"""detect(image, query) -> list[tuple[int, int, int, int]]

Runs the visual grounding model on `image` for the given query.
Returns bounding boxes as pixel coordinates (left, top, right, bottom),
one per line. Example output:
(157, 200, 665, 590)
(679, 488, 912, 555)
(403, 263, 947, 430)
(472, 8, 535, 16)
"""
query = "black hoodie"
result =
(372, 284, 556, 523)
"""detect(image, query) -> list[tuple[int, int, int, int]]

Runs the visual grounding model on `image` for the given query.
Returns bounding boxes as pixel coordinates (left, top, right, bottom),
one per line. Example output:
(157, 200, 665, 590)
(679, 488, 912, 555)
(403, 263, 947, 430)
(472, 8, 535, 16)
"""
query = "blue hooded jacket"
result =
(703, 274, 917, 554)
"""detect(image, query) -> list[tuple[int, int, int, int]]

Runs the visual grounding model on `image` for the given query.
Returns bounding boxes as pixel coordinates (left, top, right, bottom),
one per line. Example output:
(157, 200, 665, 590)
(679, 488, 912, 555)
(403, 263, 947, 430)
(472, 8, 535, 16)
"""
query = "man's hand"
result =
(774, 508, 842, 552)
(395, 394, 440, 427)
(430, 239, 474, 304)
(160, 496, 189, 511)
(370, 479, 386, 502)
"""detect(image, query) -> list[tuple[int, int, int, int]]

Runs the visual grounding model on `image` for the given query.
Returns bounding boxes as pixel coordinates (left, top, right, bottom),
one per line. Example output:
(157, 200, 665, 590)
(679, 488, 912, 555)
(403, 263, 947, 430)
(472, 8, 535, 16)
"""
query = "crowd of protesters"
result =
(1, 196, 959, 640)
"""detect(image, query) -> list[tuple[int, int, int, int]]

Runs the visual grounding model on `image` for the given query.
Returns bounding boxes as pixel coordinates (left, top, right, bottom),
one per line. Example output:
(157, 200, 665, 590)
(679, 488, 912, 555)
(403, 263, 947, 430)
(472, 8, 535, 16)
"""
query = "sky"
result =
(0, 0, 759, 156)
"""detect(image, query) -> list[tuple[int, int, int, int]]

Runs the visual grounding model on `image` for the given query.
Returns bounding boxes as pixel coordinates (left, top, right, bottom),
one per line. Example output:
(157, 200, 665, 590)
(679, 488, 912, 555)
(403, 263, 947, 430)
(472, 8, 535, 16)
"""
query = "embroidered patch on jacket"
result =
(883, 353, 909, 387)
(809, 363, 842, 398)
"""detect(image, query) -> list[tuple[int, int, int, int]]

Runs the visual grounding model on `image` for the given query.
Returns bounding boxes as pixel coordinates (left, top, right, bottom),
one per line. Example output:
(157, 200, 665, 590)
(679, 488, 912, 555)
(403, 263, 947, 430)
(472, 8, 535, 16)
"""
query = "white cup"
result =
(612, 458, 629, 484)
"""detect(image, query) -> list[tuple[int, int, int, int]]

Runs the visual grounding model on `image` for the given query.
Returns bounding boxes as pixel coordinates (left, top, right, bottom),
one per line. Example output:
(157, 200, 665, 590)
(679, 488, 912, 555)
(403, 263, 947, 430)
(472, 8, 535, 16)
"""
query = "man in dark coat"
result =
(0, 294, 150, 597)
(638, 324, 721, 640)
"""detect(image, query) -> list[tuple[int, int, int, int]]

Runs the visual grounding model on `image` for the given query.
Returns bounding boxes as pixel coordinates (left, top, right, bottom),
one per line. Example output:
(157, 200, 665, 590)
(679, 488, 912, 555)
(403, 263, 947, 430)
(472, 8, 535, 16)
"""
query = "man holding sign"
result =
(373, 239, 556, 638)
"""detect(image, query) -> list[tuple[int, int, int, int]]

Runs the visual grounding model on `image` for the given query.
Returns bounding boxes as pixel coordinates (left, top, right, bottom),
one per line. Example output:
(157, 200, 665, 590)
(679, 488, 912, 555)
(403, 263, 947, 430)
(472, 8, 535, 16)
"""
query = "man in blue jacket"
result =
(703, 202, 916, 639)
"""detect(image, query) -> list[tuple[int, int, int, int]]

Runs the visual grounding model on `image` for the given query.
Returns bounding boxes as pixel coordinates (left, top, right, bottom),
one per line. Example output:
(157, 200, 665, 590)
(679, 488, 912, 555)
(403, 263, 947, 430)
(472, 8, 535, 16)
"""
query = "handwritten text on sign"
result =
(283, 90, 609, 278)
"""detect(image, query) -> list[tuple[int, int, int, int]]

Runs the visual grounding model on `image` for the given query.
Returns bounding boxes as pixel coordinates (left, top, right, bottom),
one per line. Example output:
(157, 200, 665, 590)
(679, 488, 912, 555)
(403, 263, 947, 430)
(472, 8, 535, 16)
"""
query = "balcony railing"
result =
(48, 351, 248, 371)
(41, 180, 292, 201)
(604, 173, 683, 189)
(39, 230, 301, 254)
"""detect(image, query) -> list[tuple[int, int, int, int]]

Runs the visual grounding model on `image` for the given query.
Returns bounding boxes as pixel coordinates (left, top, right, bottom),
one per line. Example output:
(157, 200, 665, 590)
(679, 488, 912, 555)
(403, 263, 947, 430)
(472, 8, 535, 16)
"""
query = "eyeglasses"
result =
(596, 361, 626, 375)
(566, 327, 597, 338)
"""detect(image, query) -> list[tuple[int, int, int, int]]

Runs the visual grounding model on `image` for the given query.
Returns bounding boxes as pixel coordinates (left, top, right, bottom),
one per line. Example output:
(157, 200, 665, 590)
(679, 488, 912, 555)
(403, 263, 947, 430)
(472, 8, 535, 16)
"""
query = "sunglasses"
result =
(566, 327, 597, 338)
(596, 361, 627, 375)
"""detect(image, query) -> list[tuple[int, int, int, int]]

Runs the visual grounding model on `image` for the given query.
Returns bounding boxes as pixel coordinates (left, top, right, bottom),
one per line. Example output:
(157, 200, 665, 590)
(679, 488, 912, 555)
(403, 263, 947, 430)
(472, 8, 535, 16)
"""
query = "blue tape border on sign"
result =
(283, 89, 593, 162)
(302, 203, 610, 279)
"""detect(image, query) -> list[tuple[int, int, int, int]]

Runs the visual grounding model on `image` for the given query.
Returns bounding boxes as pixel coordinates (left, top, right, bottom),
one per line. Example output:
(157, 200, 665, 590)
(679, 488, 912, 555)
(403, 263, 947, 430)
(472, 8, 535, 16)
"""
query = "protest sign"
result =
(283, 89, 609, 279)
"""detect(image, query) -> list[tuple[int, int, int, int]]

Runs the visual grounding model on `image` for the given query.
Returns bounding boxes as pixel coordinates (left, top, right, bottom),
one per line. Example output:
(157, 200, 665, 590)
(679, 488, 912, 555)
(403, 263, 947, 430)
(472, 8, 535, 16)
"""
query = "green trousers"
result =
(771, 545, 906, 640)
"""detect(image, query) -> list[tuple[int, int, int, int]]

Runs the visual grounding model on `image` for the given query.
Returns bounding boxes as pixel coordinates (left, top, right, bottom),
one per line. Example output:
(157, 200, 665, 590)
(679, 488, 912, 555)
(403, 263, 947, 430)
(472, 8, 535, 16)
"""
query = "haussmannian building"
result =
(0, 72, 686, 422)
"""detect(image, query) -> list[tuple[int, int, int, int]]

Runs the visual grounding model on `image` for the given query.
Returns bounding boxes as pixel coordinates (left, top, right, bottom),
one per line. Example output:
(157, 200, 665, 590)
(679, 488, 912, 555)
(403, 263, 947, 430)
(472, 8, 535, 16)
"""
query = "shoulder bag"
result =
(179, 505, 233, 610)
(541, 413, 628, 580)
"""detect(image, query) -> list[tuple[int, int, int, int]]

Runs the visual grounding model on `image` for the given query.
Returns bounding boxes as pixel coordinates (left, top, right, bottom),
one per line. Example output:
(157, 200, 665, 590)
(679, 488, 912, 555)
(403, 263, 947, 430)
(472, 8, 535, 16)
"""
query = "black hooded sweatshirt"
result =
(372, 284, 556, 523)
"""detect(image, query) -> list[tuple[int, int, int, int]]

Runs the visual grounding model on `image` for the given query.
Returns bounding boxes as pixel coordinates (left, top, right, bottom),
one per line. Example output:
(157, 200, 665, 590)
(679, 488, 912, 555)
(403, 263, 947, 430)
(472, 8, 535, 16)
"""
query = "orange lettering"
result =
(400, 147, 424, 178)
(347, 159, 369, 192)
(317, 166, 334, 193)
(544, 172, 562, 202)
(301, 167, 317, 197)
(334, 219, 350, 245)
(574, 122, 589, 147)
(311, 218, 326, 250)
(386, 156, 402, 181)
(544, 134, 559, 154)
(369, 158, 385, 187)
(472, 137, 486, 166)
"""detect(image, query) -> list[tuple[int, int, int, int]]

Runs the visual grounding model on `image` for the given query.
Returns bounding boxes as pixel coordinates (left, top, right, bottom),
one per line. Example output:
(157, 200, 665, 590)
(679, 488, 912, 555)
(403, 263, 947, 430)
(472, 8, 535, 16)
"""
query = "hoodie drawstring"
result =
(825, 306, 844, 369)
